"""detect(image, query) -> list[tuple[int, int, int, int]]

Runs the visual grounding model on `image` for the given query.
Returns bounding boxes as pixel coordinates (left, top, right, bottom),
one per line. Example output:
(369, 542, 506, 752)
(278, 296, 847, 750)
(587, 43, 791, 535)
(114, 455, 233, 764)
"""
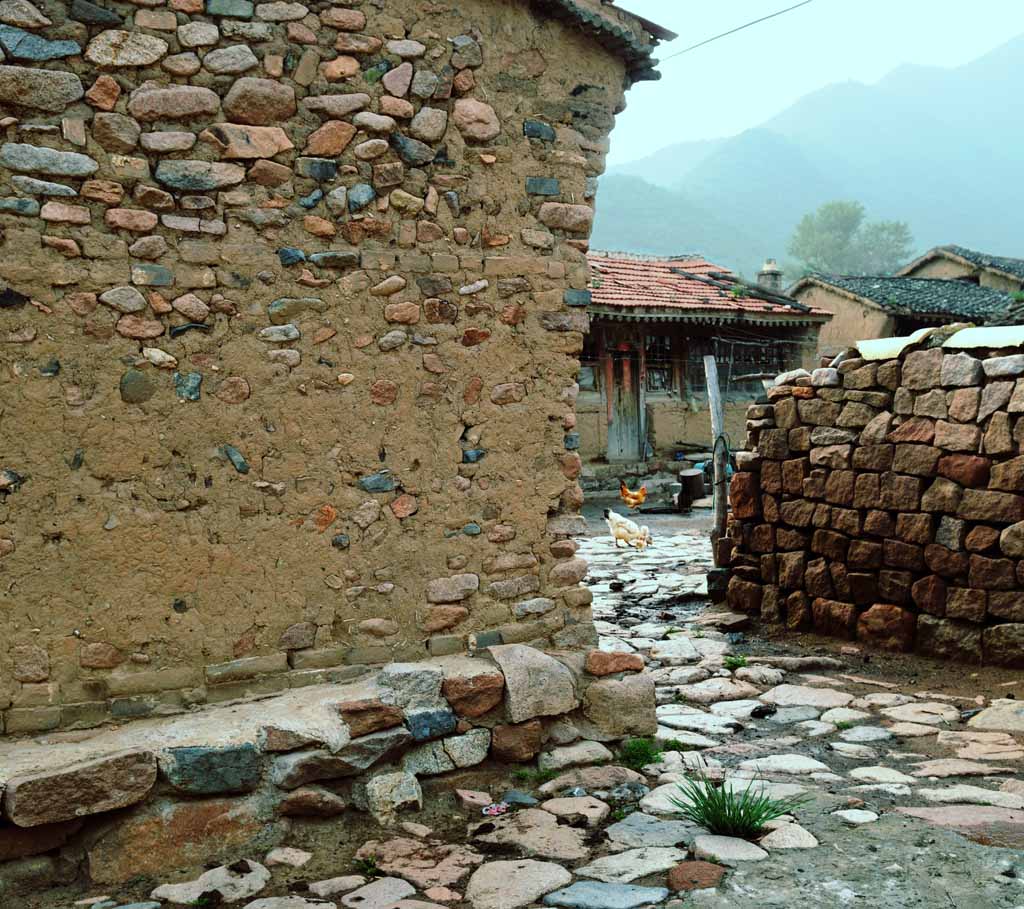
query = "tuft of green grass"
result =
(512, 767, 559, 786)
(609, 806, 633, 822)
(353, 857, 381, 878)
(669, 775, 808, 840)
(834, 720, 854, 731)
(723, 655, 748, 671)
(661, 737, 698, 753)
(617, 737, 663, 771)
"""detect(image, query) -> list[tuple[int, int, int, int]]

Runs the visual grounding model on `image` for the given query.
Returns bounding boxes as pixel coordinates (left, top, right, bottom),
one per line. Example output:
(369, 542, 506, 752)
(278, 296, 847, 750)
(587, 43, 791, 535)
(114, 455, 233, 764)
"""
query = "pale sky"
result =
(609, 0, 1024, 166)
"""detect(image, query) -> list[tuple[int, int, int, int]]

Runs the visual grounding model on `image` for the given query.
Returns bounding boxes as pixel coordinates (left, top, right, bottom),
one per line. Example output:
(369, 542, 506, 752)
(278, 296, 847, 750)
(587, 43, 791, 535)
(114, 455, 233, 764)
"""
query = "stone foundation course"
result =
(0, 0, 667, 735)
(0, 644, 654, 893)
(727, 328, 1024, 665)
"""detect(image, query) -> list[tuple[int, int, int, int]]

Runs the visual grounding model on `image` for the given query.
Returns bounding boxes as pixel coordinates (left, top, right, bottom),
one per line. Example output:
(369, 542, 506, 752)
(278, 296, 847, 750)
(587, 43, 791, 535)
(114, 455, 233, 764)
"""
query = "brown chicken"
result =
(619, 480, 647, 511)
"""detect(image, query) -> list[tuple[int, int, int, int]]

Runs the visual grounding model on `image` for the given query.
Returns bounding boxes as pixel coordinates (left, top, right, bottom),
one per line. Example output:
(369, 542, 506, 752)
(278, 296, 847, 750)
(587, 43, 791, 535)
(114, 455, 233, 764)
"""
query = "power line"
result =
(659, 0, 816, 64)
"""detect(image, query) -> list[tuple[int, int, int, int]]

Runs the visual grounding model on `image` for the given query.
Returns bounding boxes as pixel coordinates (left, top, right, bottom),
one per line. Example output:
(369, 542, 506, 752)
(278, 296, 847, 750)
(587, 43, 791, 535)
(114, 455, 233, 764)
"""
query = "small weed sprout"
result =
(834, 720, 854, 731)
(610, 806, 633, 822)
(662, 737, 698, 753)
(354, 856, 381, 878)
(669, 775, 808, 840)
(723, 655, 748, 671)
(618, 737, 664, 771)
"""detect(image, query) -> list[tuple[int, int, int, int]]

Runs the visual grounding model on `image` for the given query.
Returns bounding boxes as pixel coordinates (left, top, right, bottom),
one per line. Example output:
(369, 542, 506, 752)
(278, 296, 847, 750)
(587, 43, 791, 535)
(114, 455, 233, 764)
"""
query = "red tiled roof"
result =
(587, 251, 831, 319)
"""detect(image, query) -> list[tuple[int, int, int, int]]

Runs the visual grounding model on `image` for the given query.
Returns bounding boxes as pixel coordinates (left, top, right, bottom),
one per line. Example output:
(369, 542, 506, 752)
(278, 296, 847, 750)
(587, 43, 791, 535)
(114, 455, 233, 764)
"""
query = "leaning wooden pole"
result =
(703, 355, 728, 566)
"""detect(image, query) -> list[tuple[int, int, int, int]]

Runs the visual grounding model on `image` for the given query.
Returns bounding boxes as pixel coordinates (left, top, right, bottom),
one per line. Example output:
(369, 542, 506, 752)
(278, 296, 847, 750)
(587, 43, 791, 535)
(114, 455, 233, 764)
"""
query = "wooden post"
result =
(704, 355, 728, 566)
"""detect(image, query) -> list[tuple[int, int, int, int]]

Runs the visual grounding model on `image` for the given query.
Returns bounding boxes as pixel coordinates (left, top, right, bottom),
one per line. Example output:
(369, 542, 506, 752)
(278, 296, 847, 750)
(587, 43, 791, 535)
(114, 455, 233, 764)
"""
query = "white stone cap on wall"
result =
(941, 325, 1024, 349)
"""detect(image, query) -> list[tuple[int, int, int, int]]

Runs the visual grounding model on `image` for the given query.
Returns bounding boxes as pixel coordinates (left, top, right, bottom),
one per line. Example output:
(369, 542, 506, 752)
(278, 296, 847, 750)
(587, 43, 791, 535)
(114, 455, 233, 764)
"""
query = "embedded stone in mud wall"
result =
(0, 0, 666, 734)
(726, 335, 1024, 666)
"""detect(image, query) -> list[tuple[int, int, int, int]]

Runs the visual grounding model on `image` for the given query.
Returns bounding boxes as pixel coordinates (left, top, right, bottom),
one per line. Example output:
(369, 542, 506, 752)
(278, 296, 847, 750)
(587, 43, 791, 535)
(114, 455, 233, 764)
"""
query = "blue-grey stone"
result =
(38, 359, 60, 377)
(131, 263, 173, 286)
(564, 433, 580, 450)
(348, 182, 376, 212)
(206, 0, 253, 16)
(0, 26, 80, 61)
(117, 903, 162, 909)
(543, 882, 671, 909)
(11, 175, 77, 197)
(523, 119, 556, 141)
(462, 449, 486, 463)
(391, 133, 435, 166)
(585, 176, 599, 199)
(604, 810, 691, 848)
(160, 744, 262, 795)
(298, 188, 323, 209)
(155, 160, 244, 192)
(406, 707, 457, 742)
(0, 197, 39, 216)
(170, 322, 211, 339)
(259, 324, 299, 342)
(462, 523, 481, 536)
(607, 781, 651, 803)
(277, 247, 305, 266)
(501, 789, 538, 807)
(331, 533, 350, 549)
(295, 157, 337, 182)
(220, 444, 250, 474)
(268, 297, 324, 324)
(358, 470, 396, 493)
(564, 289, 591, 307)
(174, 371, 203, 401)
(0, 143, 98, 177)
(70, 0, 122, 25)
(0, 287, 29, 308)
(473, 629, 502, 648)
(119, 369, 155, 404)
(525, 176, 560, 196)
(443, 191, 460, 214)
(363, 60, 390, 83)
(110, 696, 155, 718)
(310, 251, 359, 269)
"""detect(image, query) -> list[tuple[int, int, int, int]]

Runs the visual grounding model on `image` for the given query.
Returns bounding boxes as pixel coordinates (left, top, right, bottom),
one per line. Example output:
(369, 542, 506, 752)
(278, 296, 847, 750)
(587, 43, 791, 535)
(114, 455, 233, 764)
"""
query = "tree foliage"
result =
(788, 200, 913, 275)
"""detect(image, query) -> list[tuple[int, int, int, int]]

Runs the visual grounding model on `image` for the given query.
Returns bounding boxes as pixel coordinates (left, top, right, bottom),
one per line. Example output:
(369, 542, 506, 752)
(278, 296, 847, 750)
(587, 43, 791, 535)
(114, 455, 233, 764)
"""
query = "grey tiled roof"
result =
(941, 245, 1024, 282)
(987, 296, 1024, 326)
(813, 274, 1013, 321)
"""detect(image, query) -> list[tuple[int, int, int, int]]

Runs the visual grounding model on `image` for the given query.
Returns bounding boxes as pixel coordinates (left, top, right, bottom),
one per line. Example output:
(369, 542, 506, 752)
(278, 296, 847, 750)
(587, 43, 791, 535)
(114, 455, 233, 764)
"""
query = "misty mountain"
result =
(592, 34, 1024, 279)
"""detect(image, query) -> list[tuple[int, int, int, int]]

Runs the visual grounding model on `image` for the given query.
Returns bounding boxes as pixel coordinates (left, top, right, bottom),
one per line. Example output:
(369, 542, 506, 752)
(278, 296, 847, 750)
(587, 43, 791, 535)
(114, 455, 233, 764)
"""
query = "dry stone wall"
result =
(0, 0, 661, 735)
(726, 334, 1024, 666)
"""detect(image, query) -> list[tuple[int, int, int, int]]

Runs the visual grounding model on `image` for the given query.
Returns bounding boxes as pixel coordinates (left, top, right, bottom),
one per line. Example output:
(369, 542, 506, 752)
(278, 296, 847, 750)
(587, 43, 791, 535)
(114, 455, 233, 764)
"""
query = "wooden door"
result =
(606, 344, 641, 461)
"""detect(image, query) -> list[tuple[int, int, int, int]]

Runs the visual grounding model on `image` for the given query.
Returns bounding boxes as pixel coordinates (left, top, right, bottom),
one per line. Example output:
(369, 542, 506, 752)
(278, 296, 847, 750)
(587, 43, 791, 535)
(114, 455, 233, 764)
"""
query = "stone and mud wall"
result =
(726, 333, 1024, 665)
(0, 0, 663, 736)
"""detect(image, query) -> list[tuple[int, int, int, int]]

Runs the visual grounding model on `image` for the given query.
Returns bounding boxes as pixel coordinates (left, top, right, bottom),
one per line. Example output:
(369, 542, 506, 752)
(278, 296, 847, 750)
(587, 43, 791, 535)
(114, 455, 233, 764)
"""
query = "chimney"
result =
(757, 258, 783, 293)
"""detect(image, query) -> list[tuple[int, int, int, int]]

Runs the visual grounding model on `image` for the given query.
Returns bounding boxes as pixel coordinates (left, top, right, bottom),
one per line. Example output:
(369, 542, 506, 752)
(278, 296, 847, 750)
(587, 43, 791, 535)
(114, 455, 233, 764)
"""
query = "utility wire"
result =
(659, 0, 816, 63)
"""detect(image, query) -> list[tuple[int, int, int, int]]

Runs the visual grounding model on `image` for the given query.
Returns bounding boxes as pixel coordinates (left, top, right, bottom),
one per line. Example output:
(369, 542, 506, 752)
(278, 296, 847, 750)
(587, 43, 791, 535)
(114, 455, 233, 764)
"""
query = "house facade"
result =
(898, 245, 1024, 294)
(790, 274, 1013, 357)
(577, 253, 831, 464)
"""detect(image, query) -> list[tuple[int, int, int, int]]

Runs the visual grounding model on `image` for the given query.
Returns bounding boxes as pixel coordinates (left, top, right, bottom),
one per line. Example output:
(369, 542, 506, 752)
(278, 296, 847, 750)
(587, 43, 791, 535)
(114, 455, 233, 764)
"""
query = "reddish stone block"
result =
(852, 444, 894, 471)
(786, 591, 811, 630)
(857, 603, 916, 652)
(669, 860, 726, 892)
(946, 588, 987, 623)
(779, 499, 816, 527)
(727, 576, 763, 614)
(863, 510, 895, 537)
(729, 472, 760, 520)
(848, 540, 883, 570)
(490, 719, 542, 762)
(895, 513, 933, 545)
(585, 650, 644, 676)
(878, 570, 913, 604)
(924, 544, 970, 578)
(938, 454, 991, 488)
(825, 470, 856, 505)
(760, 461, 782, 494)
(442, 672, 505, 717)
(805, 558, 834, 598)
(989, 591, 1024, 622)
(847, 572, 879, 605)
(911, 575, 947, 616)
(917, 615, 982, 663)
(880, 472, 922, 510)
(965, 525, 1000, 552)
(811, 598, 858, 639)
(958, 489, 1024, 523)
(777, 551, 806, 589)
(812, 529, 848, 561)
(853, 473, 880, 508)
(776, 527, 808, 550)
(888, 417, 935, 444)
(884, 539, 925, 571)
(338, 699, 404, 738)
(782, 458, 808, 495)
(990, 455, 1024, 493)
(968, 555, 1016, 590)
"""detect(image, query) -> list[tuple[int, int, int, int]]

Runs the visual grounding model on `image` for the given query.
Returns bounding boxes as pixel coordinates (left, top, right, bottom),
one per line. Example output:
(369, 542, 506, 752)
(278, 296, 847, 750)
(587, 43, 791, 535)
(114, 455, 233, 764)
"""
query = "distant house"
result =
(578, 252, 832, 464)
(898, 245, 1024, 293)
(788, 274, 1013, 357)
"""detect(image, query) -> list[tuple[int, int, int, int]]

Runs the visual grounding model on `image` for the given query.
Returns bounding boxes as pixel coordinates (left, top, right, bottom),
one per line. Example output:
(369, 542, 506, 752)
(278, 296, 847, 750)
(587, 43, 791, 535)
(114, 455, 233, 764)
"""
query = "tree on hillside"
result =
(788, 200, 913, 275)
